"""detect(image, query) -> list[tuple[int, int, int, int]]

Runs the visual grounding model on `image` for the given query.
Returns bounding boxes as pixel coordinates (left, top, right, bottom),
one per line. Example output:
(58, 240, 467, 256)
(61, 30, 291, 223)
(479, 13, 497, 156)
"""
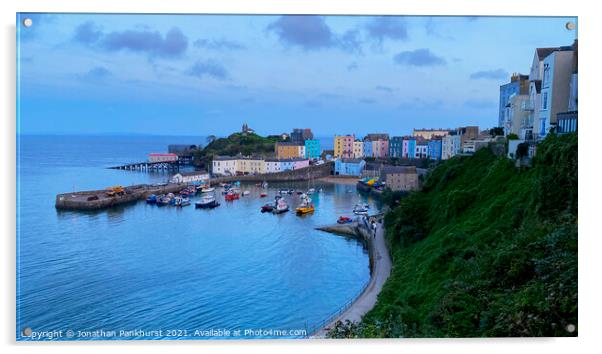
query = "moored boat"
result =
(296, 194, 315, 215)
(272, 199, 289, 214)
(146, 194, 157, 204)
(352, 203, 369, 215)
(201, 186, 215, 193)
(196, 194, 220, 208)
(225, 191, 240, 201)
(260, 192, 268, 198)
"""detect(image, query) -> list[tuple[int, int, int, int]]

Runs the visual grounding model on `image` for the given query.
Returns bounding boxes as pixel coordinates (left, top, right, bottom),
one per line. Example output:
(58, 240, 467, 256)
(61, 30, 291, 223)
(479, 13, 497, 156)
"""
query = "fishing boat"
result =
(272, 199, 289, 214)
(296, 194, 315, 215)
(196, 194, 220, 208)
(146, 194, 157, 204)
(174, 196, 190, 207)
(201, 186, 215, 193)
(225, 191, 240, 201)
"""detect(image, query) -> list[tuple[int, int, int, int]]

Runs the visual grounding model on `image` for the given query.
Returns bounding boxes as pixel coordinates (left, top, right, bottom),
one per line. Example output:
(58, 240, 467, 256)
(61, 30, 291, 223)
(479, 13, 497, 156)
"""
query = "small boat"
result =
(196, 194, 220, 208)
(279, 188, 293, 195)
(201, 187, 215, 193)
(225, 191, 240, 201)
(296, 195, 315, 215)
(174, 196, 191, 207)
(146, 194, 157, 204)
(261, 181, 268, 189)
(307, 188, 315, 195)
(273, 199, 289, 214)
(157, 195, 170, 206)
(260, 192, 268, 198)
(242, 190, 251, 196)
(353, 203, 369, 215)
(337, 216, 353, 224)
(260, 203, 274, 213)
(296, 191, 303, 195)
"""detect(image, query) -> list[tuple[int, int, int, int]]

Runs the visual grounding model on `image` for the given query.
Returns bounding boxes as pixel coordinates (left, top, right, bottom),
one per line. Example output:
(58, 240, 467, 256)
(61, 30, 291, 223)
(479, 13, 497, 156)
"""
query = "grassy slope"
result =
(339, 133, 578, 338)
(194, 133, 281, 167)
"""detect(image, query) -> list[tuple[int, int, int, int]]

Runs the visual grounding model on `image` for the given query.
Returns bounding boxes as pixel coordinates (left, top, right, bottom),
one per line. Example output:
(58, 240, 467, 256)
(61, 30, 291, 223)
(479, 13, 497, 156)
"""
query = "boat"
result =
(225, 191, 240, 201)
(242, 190, 250, 196)
(260, 192, 268, 198)
(296, 194, 315, 215)
(337, 216, 353, 224)
(260, 203, 274, 213)
(279, 188, 293, 195)
(174, 196, 190, 207)
(196, 194, 220, 208)
(146, 194, 157, 204)
(353, 203, 369, 215)
(296, 191, 303, 195)
(272, 199, 289, 214)
(307, 188, 315, 195)
(261, 181, 268, 188)
(156, 195, 170, 206)
(201, 187, 215, 193)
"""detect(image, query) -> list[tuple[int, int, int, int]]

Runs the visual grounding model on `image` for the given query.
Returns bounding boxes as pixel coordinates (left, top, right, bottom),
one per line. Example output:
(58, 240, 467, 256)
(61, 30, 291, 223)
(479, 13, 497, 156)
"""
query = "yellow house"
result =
(276, 142, 304, 159)
(334, 135, 354, 158)
(237, 157, 266, 175)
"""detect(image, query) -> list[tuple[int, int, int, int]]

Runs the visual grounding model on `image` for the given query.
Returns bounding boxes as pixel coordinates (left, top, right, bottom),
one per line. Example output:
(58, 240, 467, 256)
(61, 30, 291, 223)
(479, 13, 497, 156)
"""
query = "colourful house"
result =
(371, 139, 389, 159)
(334, 158, 366, 176)
(292, 158, 310, 170)
(363, 140, 373, 158)
(403, 138, 416, 158)
(334, 135, 355, 158)
(427, 140, 442, 160)
(389, 136, 404, 158)
(276, 142, 305, 159)
(304, 139, 321, 160)
(415, 143, 428, 159)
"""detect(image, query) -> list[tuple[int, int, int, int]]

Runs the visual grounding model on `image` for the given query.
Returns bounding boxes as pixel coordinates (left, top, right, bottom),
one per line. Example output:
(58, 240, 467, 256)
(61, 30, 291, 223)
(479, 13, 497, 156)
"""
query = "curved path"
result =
(313, 221, 392, 337)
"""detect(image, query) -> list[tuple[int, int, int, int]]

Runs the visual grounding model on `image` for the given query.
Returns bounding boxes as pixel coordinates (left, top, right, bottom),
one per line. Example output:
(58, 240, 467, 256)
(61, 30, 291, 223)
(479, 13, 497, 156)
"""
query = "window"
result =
(542, 92, 548, 110)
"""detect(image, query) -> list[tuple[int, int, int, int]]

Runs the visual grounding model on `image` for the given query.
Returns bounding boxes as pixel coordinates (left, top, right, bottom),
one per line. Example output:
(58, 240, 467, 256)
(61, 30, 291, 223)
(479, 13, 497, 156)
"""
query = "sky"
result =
(16, 13, 577, 137)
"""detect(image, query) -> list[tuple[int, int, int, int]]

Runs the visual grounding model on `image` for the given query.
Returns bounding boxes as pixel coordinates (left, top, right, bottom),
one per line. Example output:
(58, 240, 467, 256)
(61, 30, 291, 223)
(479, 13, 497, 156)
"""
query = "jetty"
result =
(55, 183, 188, 211)
(310, 214, 391, 338)
(108, 161, 180, 172)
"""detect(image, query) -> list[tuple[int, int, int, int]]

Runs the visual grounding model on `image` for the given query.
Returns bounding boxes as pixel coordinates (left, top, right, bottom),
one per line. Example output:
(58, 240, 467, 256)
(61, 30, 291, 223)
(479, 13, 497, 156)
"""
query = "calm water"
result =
(16, 135, 376, 340)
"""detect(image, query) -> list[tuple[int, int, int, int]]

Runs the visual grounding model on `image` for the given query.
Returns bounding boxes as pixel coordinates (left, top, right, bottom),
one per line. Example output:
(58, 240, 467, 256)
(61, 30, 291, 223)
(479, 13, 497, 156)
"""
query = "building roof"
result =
(213, 156, 238, 161)
(339, 158, 365, 164)
(381, 165, 417, 175)
(536, 47, 559, 60)
(276, 142, 304, 147)
(265, 157, 308, 162)
(149, 153, 177, 156)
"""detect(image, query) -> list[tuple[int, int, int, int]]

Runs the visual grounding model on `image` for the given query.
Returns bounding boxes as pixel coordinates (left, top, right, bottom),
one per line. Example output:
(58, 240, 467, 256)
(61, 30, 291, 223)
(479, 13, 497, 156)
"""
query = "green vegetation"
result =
(193, 132, 283, 167)
(330, 133, 577, 338)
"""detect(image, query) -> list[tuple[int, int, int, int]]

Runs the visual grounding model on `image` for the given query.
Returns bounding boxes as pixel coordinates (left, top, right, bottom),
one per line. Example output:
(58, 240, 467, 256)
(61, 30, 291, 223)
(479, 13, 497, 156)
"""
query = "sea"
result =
(16, 135, 377, 340)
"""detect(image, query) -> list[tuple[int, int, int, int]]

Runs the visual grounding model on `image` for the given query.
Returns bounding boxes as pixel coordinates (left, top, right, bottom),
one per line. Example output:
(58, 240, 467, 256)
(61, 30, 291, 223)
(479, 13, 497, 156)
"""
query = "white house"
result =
(212, 156, 238, 176)
(264, 159, 282, 173)
(441, 134, 461, 160)
(170, 172, 210, 184)
(538, 47, 574, 137)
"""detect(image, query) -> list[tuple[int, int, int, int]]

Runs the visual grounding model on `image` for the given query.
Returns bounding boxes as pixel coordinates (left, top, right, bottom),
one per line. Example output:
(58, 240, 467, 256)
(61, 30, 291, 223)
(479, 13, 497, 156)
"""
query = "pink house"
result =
(293, 158, 310, 170)
(372, 139, 389, 158)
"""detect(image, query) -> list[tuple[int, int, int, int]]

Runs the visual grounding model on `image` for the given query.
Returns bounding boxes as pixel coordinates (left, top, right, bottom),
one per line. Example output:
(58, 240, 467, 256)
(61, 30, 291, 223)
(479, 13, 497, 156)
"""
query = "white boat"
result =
(201, 187, 215, 193)
(196, 194, 220, 208)
(353, 203, 369, 215)
(242, 190, 251, 196)
(307, 188, 315, 195)
(273, 199, 289, 214)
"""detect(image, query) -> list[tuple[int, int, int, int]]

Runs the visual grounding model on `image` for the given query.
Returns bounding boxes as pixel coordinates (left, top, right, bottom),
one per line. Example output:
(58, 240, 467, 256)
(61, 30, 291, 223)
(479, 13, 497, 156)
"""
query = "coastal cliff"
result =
(329, 133, 578, 338)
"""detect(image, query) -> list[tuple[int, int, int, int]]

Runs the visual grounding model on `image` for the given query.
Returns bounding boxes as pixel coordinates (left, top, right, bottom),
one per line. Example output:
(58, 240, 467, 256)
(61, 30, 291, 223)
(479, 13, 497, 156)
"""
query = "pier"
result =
(310, 214, 391, 338)
(55, 183, 188, 211)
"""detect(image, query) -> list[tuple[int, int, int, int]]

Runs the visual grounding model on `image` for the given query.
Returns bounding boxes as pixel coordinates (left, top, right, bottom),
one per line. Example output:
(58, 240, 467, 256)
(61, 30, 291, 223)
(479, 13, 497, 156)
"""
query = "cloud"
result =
(469, 69, 509, 80)
(366, 17, 408, 43)
(194, 38, 246, 51)
(78, 66, 111, 81)
(186, 60, 228, 80)
(73, 21, 103, 44)
(73, 22, 188, 59)
(393, 48, 446, 67)
(347, 62, 359, 71)
(267, 15, 362, 53)
(375, 85, 396, 93)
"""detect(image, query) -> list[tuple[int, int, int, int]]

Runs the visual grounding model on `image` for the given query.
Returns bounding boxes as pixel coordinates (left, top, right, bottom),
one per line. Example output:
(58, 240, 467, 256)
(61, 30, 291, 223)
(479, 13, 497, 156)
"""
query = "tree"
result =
(490, 127, 505, 137)
(206, 135, 217, 144)
(516, 142, 529, 159)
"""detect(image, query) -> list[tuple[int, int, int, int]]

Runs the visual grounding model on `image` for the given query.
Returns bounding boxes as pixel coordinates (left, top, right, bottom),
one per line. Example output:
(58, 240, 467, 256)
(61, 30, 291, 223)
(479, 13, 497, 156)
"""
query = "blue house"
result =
(427, 140, 442, 160)
(498, 74, 529, 128)
(389, 136, 404, 158)
(280, 159, 295, 171)
(334, 158, 366, 176)
(406, 138, 416, 159)
(363, 140, 373, 158)
(304, 139, 321, 160)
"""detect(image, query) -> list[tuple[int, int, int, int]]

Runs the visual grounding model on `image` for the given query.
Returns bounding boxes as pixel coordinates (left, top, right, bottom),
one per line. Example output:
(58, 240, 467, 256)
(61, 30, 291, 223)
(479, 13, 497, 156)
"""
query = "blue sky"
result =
(17, 14, 577, 137)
